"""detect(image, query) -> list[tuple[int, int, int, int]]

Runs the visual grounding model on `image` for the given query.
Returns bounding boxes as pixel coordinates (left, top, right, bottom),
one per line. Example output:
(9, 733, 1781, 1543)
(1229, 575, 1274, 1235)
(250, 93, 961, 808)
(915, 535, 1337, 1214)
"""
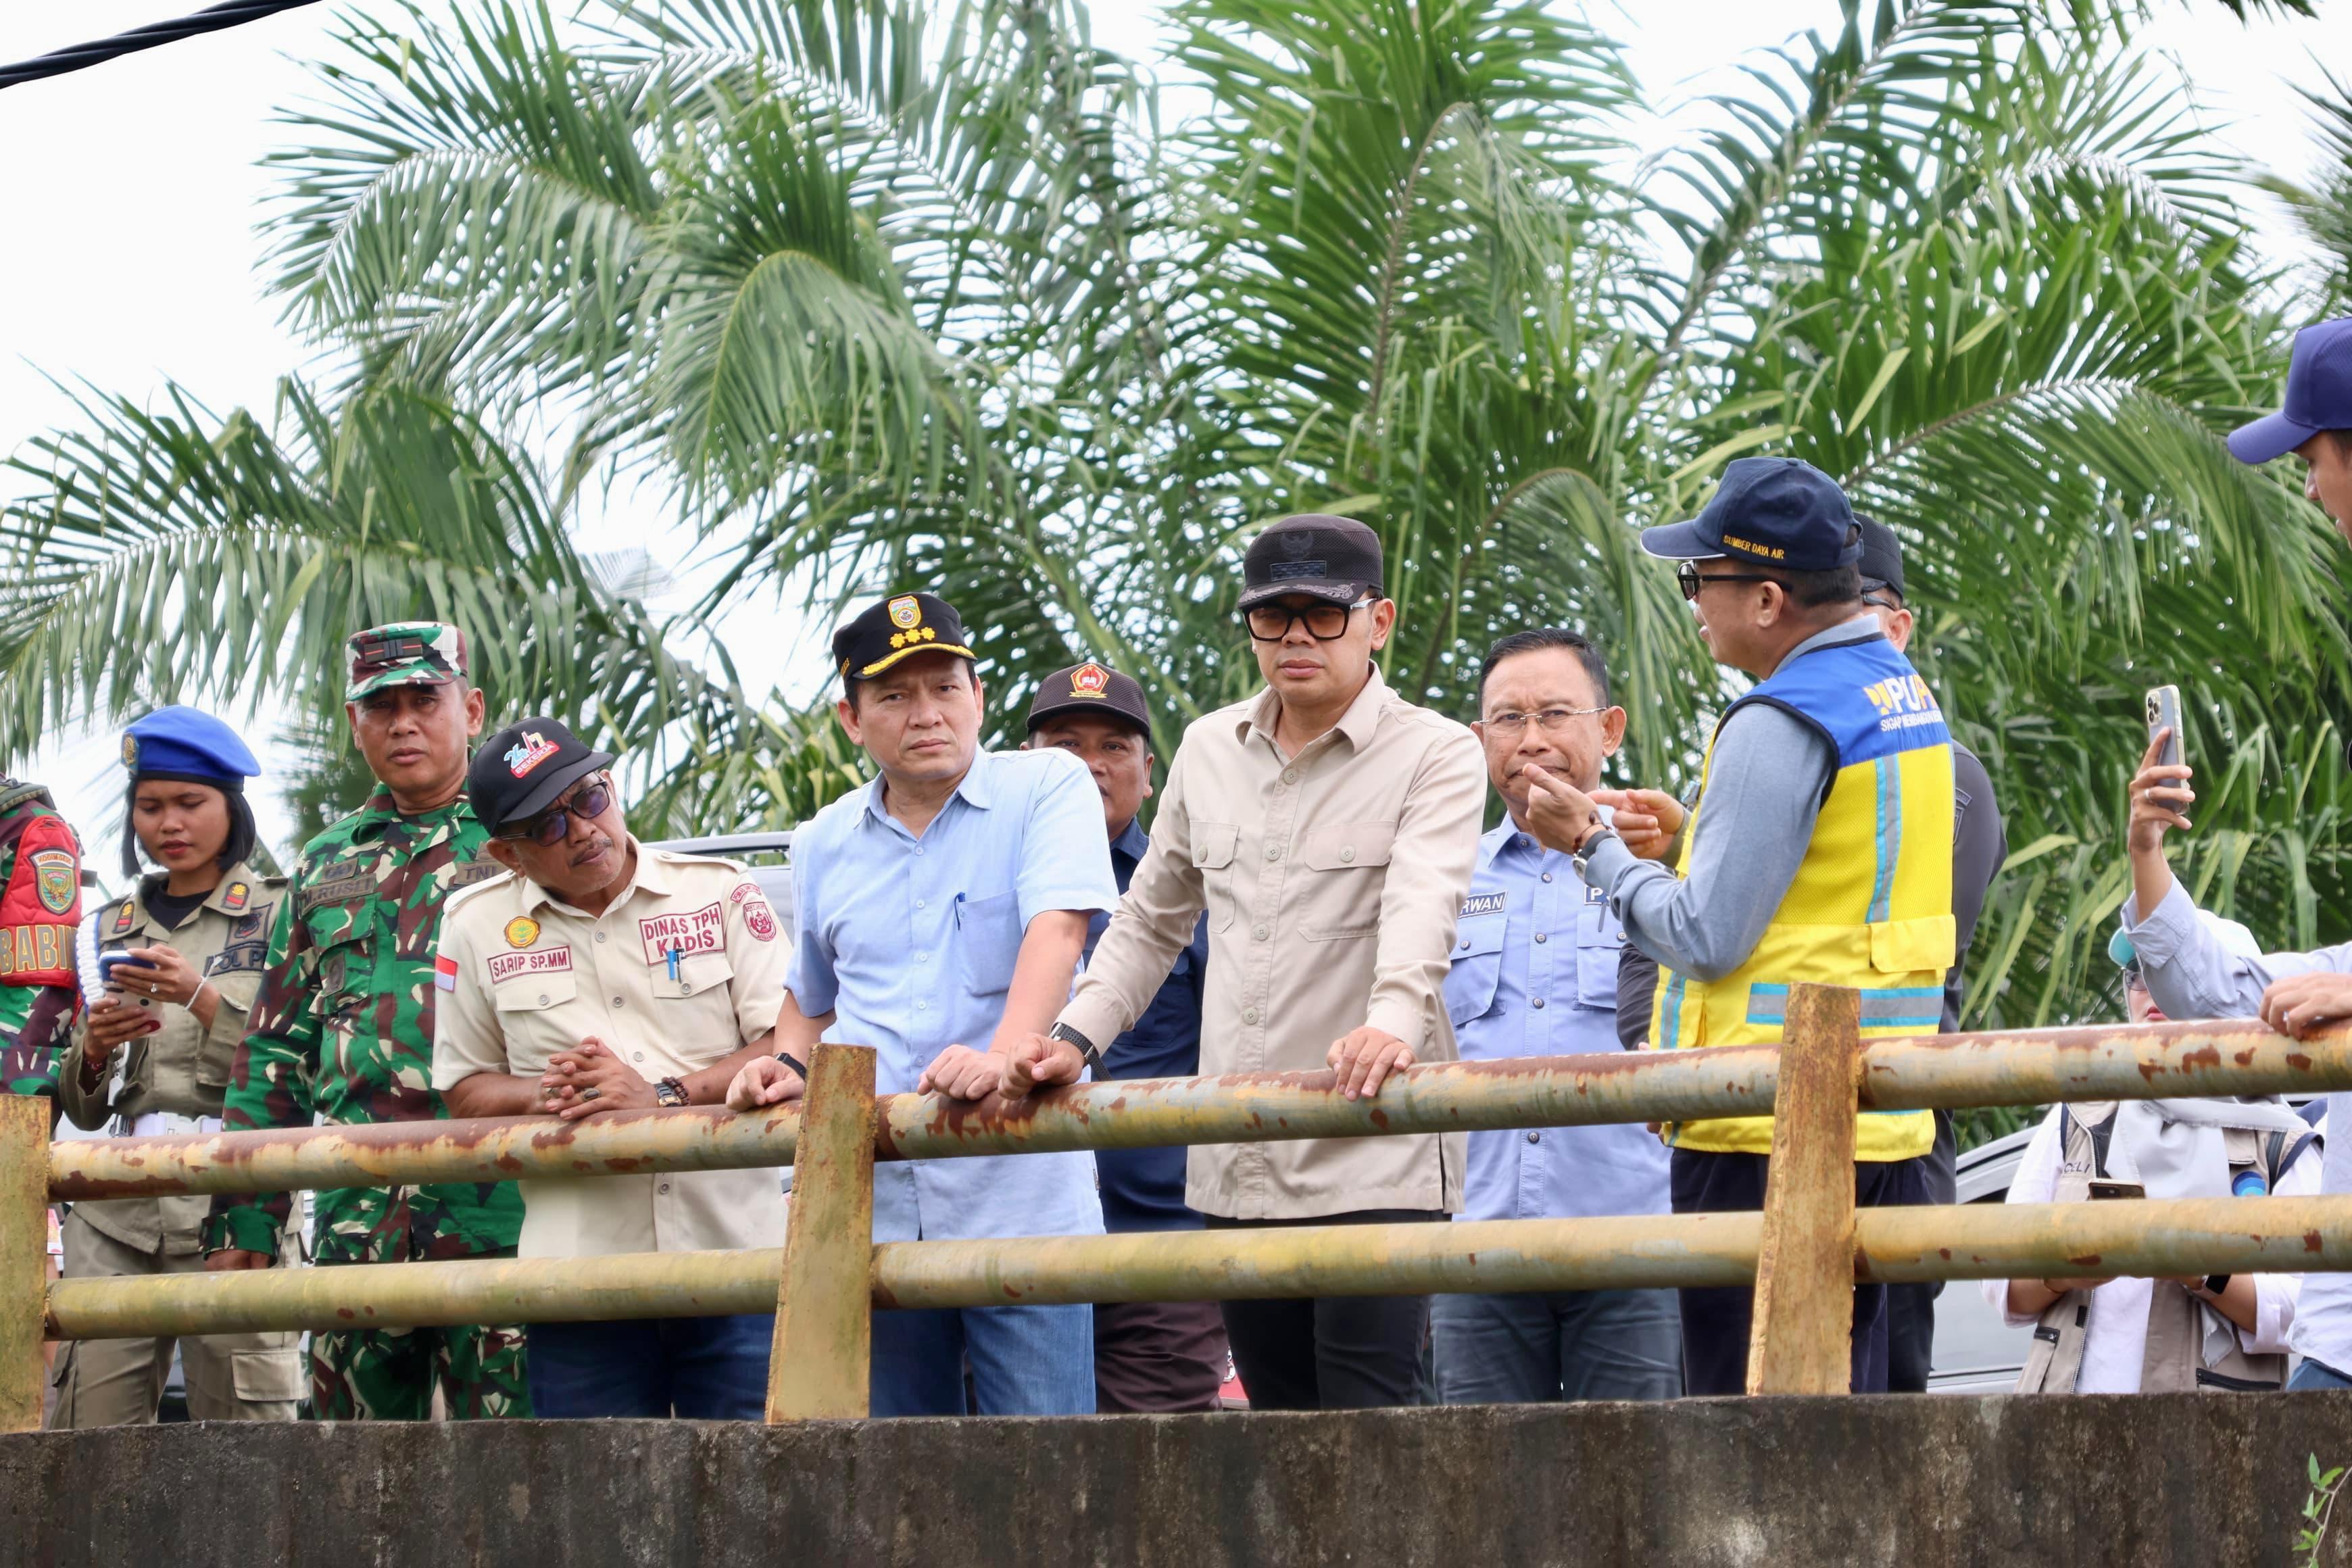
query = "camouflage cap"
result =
(345, 622, 469, 702)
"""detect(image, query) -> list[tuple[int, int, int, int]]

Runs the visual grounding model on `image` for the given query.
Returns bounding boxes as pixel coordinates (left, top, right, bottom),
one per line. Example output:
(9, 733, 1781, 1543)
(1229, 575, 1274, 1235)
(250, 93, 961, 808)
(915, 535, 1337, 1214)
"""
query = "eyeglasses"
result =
(494, 775, 614, 846)
(1862, 592, 1902, 612)
(1244, 597, 1375, 641)
(1675, 561, 1778, 602)
(1481, 706, 1608, 736)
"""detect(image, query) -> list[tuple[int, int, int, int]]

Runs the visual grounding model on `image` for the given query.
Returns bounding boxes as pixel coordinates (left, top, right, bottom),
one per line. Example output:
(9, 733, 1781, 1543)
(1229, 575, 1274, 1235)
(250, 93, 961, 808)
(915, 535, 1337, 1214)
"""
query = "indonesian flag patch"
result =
(434, 954, 460, 992)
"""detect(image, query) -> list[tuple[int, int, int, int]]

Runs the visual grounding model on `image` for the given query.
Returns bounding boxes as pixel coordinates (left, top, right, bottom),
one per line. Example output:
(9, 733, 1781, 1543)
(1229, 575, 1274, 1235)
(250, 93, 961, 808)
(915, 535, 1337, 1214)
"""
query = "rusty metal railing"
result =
(5, 986, 2352, 1426)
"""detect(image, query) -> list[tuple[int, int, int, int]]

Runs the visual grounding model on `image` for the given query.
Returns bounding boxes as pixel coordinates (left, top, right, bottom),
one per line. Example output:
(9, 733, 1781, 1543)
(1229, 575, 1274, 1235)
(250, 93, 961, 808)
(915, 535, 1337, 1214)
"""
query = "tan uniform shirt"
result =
(57, 864, 283, 1254)
(1060, 668, 1485, 1219)
(431, 845, 789, 1260)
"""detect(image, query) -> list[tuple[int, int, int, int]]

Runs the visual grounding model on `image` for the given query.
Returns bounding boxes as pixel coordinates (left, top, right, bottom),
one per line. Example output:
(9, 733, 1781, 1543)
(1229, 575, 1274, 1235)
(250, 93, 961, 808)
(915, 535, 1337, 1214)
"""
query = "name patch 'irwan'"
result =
(1459, 892, 1506, 918)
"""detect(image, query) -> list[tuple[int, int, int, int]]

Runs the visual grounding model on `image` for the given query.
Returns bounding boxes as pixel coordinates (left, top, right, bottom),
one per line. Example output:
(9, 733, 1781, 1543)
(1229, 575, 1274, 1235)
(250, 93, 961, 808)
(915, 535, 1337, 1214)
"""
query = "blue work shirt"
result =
(1085, 816, 1210, 1233)
(789, 748, 1117, 1244)
(1443, 823, 1669, 1223)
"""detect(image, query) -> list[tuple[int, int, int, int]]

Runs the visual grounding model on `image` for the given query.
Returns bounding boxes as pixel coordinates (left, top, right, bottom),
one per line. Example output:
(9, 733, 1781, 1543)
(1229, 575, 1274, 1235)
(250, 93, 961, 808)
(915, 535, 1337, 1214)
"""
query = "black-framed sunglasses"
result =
(1675, 560, 1778, 602)
(1244, 596, 1375, 642)
(495, 773, 614, 846)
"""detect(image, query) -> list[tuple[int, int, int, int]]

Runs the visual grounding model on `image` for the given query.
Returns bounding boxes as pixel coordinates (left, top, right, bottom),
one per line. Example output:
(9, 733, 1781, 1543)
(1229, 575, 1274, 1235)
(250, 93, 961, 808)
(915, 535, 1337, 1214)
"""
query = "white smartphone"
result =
(2145, 685, 2184, 770)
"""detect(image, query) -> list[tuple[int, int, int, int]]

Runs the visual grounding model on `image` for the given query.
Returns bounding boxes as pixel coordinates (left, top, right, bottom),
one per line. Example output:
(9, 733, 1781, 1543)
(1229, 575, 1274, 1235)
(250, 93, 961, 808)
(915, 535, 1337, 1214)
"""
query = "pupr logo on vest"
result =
(1069, 663, 1111, 699)
(28, 850, 76, 916)
(505, 916, 541, 950)
(504, 731, 561, 778)
(1862, 673, 1944, 733)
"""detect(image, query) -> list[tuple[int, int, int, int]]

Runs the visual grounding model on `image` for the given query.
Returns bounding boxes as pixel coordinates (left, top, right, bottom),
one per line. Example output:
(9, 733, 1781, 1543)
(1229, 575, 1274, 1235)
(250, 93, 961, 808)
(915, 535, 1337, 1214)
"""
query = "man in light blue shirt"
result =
(1435, 629, 1680, 1403)
(725, 591, 1116, 1416)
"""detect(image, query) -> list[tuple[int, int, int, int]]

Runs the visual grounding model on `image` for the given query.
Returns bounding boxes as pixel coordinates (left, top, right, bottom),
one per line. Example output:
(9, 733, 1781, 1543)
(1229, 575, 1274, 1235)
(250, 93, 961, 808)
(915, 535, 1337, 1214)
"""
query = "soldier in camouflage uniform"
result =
(0, 776, 83, 1099)
(201, 623, 530, 1419)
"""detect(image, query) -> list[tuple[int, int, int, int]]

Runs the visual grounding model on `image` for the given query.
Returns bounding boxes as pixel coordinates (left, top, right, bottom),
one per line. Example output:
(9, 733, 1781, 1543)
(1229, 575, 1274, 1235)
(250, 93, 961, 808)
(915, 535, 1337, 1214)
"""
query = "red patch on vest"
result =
(0, 814, 80, 987)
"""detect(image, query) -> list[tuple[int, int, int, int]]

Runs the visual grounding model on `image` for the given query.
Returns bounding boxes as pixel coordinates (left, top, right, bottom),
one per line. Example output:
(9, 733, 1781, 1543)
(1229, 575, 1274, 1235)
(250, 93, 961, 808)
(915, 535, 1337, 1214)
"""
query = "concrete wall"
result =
(9, 1394, 2352, 1567)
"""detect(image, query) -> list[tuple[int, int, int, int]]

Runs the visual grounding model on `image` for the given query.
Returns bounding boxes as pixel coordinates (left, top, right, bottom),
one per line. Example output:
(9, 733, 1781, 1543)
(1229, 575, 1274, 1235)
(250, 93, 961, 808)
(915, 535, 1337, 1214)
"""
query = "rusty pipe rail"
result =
(47, 1019, 2352, 1203)
(42, 1194, 2352, 1342)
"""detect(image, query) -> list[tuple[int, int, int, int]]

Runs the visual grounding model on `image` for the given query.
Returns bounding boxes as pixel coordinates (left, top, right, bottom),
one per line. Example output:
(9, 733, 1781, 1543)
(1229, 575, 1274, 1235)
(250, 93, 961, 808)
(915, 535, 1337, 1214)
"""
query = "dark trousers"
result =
(1206, 1208, 1445, 1410)
(527, 1313, 772, 1419)
(1669, 1149, 1931, 1396)
(1094, 1297, 1230, 1413)
(1886, 1110, 1959, 1393)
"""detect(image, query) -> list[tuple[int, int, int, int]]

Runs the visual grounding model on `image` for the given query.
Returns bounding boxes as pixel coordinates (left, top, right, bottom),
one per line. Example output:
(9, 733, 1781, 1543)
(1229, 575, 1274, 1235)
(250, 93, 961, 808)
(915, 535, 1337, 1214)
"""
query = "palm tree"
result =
(6, 0, 2349, 1075)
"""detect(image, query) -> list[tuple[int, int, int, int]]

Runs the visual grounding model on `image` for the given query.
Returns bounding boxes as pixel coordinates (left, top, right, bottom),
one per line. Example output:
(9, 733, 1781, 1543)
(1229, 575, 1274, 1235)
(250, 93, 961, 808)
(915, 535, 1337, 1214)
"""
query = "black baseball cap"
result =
(468, 716, 614, 831)
(1238, 514, 1385, 610)
(1026, 660, 1153, 740)
(1855, 516, 1905, 599)
(1639, 457, 1863, 573)
(2230, 316, 2352, 464)
(831, 592, 977, 683)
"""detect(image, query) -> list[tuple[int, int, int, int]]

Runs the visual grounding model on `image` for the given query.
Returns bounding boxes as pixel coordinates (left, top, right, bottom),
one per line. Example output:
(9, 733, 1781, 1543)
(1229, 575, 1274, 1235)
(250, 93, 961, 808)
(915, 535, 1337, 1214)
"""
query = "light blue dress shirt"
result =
(789, 748, 1117, 1244)
(1444, 823, 1669, 1223)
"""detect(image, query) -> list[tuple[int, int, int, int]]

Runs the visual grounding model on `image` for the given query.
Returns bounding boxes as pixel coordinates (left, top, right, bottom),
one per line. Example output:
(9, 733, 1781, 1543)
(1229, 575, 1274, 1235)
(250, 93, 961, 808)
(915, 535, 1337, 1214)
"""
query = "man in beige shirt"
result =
(990, 514, 1486, 1409)
(433, 717, 786, 1419)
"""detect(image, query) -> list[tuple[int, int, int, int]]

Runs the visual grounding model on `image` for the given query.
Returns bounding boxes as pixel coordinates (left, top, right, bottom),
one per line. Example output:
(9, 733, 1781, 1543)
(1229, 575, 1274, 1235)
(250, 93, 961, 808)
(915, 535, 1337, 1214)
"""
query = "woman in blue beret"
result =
(48, 706, 305, 1427)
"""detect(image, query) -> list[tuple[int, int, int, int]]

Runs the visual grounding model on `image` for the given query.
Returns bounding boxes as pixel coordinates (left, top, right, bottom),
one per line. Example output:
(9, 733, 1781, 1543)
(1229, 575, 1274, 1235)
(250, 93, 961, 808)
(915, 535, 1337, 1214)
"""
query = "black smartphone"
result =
(2145, 685, 2184, 770)
(2087, 1177, 2146, 1201)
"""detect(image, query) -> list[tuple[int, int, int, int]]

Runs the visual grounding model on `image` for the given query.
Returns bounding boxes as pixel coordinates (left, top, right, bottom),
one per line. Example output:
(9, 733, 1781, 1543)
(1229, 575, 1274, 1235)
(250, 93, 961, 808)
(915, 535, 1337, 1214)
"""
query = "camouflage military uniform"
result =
(0, 779, 84, 1098)
(203, 623, 529, 1419)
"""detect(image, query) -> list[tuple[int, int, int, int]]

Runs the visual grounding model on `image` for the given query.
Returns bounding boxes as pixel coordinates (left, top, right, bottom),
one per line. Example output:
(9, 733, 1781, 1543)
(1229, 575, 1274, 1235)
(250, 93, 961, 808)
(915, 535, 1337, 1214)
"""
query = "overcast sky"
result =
(0, 0, 2339, 881)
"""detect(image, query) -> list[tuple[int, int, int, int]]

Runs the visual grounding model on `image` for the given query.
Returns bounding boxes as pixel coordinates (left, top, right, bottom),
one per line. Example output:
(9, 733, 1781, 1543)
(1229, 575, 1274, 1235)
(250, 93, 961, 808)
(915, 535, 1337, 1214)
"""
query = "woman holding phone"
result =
(47, 706, 305, 1427)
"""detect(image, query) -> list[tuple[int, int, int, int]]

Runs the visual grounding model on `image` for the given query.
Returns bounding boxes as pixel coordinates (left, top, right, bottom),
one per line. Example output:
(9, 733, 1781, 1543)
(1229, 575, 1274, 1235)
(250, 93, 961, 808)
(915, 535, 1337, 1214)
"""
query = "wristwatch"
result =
(1570, 823, 1619, 881)
(654, 1077, 690, 1108)
(1048, 1022, 1103, 1075)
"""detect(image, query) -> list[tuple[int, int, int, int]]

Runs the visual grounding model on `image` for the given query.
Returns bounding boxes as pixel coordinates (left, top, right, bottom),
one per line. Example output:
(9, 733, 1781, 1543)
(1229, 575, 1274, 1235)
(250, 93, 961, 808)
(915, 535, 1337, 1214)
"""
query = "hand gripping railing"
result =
(7, 982, 2352, 1427)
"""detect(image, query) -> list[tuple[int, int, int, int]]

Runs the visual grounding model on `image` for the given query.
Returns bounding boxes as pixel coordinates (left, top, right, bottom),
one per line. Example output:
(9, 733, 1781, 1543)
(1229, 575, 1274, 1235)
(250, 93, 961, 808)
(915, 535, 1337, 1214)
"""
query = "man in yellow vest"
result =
(1522, 457, 1953, 1394)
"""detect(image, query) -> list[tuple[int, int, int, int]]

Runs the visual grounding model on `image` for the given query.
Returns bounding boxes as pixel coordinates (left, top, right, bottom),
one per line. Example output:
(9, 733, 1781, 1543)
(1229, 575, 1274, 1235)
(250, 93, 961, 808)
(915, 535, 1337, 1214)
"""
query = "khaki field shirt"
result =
(1060, 668, 1485, 1219)
(431, 845, 789, 1259)
(57, 863, 283, 1254)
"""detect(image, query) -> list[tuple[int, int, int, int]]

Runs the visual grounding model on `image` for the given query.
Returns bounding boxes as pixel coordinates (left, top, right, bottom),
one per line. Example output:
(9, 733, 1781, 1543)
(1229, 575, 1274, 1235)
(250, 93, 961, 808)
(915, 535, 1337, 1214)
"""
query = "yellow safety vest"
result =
(1650, 631, 1955, 1160)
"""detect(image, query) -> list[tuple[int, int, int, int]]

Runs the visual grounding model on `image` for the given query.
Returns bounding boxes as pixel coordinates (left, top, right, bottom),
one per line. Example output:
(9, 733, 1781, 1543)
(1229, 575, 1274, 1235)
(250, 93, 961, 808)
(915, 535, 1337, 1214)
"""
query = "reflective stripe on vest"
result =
(1650, 630, 1955, 1161)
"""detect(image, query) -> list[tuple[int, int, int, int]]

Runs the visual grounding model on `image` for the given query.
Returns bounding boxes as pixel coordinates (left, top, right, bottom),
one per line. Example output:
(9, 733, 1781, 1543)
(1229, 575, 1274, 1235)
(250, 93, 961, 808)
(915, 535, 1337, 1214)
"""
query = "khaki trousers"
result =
(47, 1208, 304, 1428)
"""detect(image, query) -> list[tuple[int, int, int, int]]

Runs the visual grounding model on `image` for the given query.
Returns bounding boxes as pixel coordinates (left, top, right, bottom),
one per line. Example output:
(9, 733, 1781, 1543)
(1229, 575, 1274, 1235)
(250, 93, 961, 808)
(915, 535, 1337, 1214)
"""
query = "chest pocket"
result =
(650, 951, 734, 1003)
(954, 890, 1024, 997)
(1574, 893, 1623, 1010)
(1445, 912, 1506, 1030)
(493, 967, 581, 1014)
(1298, 821, 1397, 941)
(301, 887, 377, 1017)
(1191, 823, 1240, 933)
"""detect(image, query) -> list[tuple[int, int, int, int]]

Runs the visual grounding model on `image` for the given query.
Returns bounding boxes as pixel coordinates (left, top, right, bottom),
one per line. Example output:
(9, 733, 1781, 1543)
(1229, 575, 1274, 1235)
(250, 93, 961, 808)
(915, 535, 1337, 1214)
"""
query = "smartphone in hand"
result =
(2145, 685, 2184, 770)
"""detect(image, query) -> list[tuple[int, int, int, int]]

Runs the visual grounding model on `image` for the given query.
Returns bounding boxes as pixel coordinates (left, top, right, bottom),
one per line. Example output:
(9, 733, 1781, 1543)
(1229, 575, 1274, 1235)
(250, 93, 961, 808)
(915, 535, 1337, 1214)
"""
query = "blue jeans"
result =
(1432, 1288, 1683, 1403)
(528, 1314, 773, 1419)
(2292, 1357, 2352, 1391)
(871, 1304, 1095, 1416)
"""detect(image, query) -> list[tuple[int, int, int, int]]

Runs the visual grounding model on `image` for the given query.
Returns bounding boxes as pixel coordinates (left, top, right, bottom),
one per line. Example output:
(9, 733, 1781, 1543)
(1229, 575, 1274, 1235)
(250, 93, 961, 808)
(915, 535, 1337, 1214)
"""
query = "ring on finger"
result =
(578, 1086, 602, 1101)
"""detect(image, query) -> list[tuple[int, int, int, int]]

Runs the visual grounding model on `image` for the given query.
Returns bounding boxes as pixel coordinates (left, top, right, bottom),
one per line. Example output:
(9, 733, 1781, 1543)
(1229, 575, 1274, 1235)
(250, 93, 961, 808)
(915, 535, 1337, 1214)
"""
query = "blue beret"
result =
(122, 706, 260, 788)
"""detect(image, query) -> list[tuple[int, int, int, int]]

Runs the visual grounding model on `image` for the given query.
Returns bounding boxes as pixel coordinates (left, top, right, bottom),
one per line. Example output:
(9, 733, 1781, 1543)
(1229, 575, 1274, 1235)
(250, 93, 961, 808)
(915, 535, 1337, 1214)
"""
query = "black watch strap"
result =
(775, 1051, 809, 1081)
(1048, 1023, 1102, 1075)
(2203, 1273, 2232, 1297)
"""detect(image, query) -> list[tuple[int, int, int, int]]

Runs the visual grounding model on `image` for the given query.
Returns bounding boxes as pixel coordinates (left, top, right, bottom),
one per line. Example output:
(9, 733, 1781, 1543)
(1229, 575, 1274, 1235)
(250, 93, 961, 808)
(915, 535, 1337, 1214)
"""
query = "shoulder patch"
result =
(221, 880, 250, 913)
(110, 900, 139, 937)
(1460, 891, 1506, 919)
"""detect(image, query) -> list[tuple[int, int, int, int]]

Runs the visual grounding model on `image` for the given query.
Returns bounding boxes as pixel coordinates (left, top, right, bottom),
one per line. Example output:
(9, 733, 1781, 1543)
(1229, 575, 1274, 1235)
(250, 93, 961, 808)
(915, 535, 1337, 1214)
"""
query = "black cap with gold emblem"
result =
(831, 592, 979, 683)
(1025, 660, 1152, 741)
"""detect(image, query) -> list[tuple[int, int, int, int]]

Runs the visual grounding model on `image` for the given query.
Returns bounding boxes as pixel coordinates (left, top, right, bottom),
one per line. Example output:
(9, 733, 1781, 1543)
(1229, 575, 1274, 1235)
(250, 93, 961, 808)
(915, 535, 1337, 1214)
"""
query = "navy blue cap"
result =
(121, 706, 260, 789)
(2230, 316, 2352, 464)
(1640, 458, 1862, 572)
